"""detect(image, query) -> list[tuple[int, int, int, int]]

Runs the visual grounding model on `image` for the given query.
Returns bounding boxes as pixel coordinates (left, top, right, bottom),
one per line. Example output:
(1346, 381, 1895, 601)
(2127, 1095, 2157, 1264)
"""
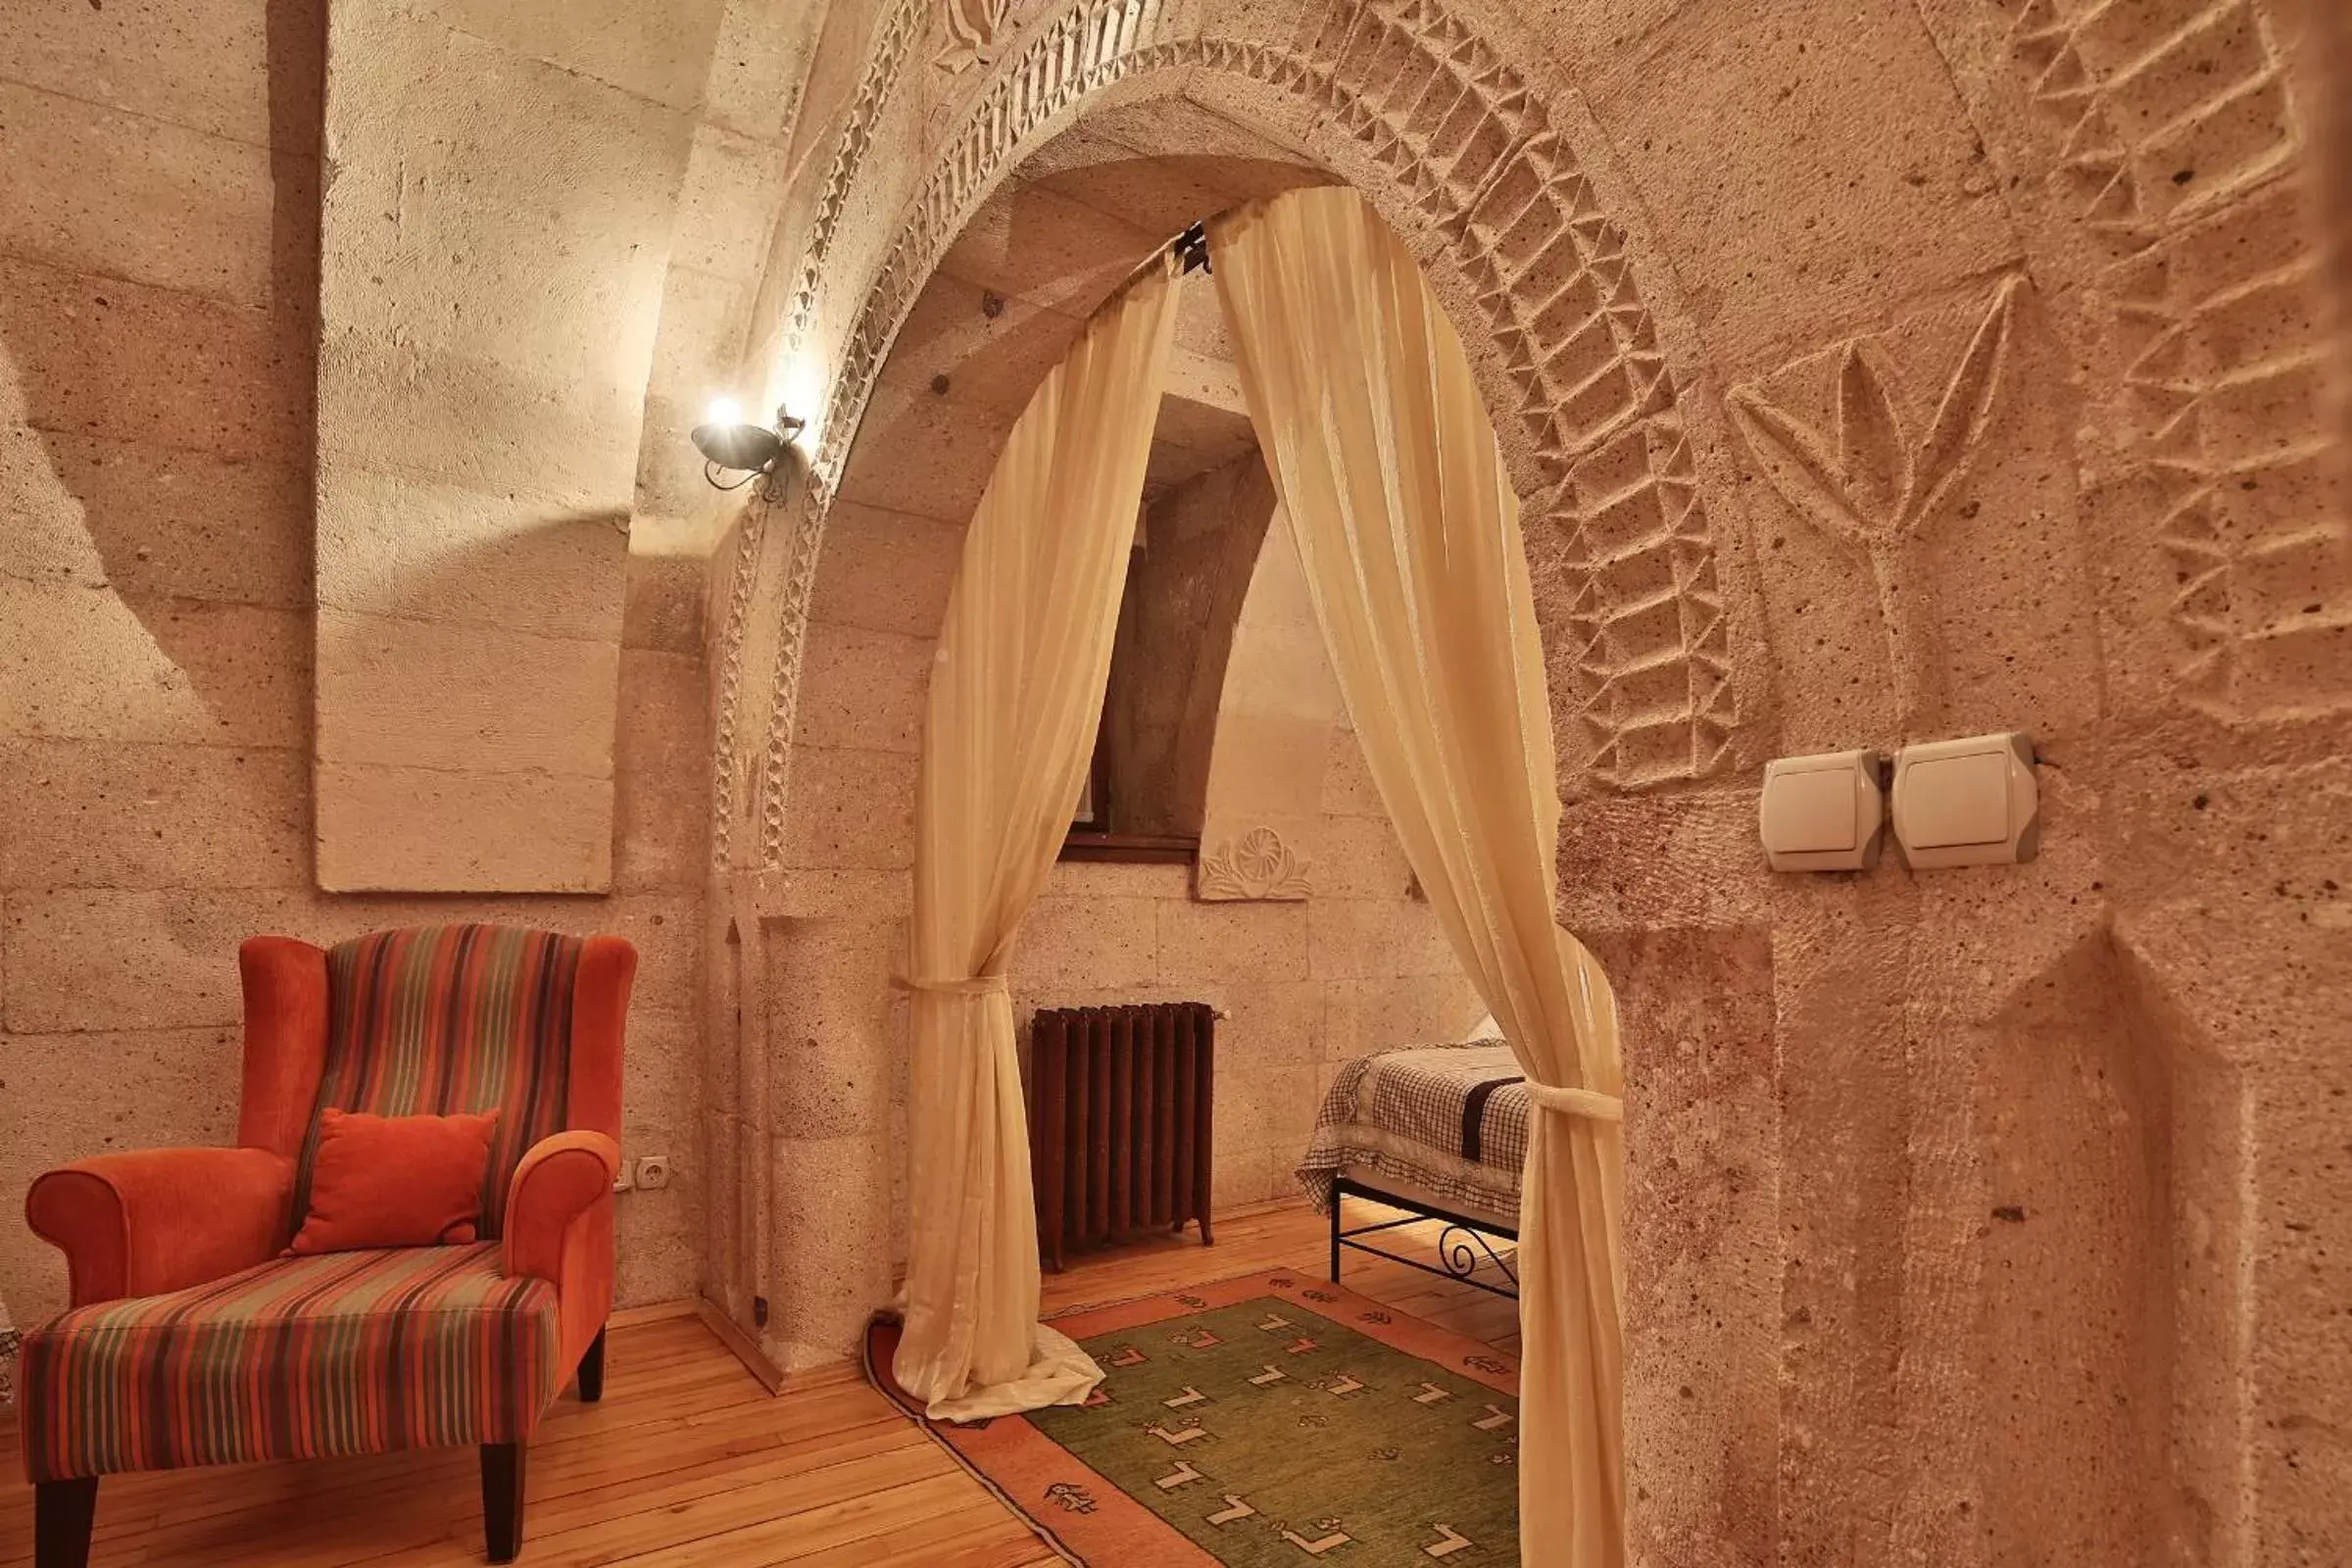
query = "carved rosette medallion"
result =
(1196, 826, 1314, 902)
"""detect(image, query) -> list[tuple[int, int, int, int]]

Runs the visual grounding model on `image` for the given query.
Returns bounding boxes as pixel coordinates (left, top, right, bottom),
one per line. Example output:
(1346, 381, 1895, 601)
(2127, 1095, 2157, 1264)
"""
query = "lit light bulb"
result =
(705, 396, 743, 426)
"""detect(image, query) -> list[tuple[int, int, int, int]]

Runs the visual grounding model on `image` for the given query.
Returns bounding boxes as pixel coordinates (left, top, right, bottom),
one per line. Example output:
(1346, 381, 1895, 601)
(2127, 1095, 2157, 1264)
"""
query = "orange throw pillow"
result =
(286, 1108, 500, 1255)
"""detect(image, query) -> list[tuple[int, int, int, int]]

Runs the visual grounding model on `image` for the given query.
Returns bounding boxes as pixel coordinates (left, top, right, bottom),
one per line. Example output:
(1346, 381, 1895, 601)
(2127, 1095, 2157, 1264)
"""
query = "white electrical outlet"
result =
(1891, 731, 2039, 868)
(1758, 748, 1886, 872)
(634, 1154, 672, 1191)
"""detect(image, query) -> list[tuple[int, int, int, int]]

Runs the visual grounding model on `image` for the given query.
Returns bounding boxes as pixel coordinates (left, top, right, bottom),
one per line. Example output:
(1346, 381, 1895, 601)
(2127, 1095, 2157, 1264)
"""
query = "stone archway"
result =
(703, 2, 2351, 1564)
(706, 11, 1780, 1562)
(714, 0, 1763, 882)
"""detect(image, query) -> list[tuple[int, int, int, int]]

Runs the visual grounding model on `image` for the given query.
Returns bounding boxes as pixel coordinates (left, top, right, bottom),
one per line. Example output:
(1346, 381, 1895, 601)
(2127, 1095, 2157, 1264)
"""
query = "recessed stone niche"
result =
(310, 0, 711, 893)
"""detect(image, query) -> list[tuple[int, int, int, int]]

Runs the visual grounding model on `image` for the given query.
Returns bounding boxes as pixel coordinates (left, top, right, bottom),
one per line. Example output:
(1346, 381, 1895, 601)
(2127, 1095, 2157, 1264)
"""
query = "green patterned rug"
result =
(868, 1270, 1519, 1564)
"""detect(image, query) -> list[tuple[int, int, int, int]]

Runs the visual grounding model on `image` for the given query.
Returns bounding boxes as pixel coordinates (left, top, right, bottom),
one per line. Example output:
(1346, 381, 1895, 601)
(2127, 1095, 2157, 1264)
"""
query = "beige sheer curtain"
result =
(1212, 189, 1627, 1566)
(892, 253, 1183, 1421)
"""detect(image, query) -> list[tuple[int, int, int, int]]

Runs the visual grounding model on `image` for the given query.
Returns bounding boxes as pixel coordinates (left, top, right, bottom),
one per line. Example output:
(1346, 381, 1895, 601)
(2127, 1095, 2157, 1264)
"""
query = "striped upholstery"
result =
(20, 1245, 560, 1483)
(296, 925, 583, 1240)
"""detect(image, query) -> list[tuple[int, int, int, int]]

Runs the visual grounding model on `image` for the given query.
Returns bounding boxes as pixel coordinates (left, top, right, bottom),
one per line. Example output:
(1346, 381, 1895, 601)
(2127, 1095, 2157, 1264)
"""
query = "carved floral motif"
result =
(1196, 826, 1313, 902)
(936, 0, 1041, 75)
(1729, 277, 2023, 730)
(939, 0, 1007, 71)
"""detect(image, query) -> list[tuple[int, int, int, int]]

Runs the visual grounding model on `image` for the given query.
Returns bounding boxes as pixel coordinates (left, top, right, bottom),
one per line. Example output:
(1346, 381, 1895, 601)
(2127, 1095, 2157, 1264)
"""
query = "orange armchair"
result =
(19, 924, 634, 1567)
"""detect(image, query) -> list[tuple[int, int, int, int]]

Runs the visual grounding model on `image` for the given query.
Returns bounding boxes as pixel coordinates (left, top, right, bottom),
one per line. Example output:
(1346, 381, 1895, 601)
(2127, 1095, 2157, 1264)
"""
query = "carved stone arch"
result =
(715, 0, 1767, 873)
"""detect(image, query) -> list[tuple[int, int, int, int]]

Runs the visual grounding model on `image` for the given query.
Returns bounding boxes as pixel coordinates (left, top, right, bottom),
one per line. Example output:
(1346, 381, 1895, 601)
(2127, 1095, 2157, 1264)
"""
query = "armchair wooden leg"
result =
(34, 1477, 98, 1568)
(577, 1324, 608, 1403)
(481, 1442, 526, 1564)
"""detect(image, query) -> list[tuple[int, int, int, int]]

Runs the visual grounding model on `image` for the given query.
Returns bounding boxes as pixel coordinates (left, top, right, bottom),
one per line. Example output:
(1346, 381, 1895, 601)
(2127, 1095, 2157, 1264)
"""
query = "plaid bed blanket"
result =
(1296, 1041, 1528, 1224)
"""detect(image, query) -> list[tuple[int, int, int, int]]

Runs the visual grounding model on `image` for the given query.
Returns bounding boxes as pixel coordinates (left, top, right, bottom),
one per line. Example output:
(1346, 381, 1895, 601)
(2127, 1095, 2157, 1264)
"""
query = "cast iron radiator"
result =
(1027, 1003, 1215, 1271)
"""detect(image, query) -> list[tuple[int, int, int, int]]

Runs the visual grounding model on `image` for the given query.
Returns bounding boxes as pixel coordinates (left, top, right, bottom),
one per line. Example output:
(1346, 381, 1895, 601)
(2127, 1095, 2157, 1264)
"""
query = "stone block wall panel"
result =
(0, 0, 711, 1306)
(805, 499, 968, 639)
(310, 0, 728, 892)
(1111, 450, 1278, 836)
(0, 741, 311, 891)
(793, 623, 933, 755)
(0, 80, 285, 310)
(0, 583, 310, 750)
(0, 258, 311, 466)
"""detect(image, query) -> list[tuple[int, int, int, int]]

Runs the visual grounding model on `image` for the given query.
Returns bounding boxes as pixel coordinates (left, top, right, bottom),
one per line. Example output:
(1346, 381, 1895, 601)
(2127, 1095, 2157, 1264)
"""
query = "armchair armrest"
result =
(504, 1131, 621, 1285)
(26, 1147, 295, 1307)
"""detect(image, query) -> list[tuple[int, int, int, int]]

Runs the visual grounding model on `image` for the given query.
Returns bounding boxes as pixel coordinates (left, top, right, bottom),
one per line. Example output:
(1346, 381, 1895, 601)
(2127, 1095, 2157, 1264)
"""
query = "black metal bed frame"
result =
(1328, 1174, 1520, 1299)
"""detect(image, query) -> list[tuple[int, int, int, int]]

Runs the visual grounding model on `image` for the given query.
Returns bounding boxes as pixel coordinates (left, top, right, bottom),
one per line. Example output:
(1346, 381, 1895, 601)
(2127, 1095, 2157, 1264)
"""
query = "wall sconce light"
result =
(692, 398, 806, 492)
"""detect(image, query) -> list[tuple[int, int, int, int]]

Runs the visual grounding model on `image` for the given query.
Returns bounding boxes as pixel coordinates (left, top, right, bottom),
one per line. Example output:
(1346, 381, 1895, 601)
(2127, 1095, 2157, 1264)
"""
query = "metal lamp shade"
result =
(690, 421, 785, 473)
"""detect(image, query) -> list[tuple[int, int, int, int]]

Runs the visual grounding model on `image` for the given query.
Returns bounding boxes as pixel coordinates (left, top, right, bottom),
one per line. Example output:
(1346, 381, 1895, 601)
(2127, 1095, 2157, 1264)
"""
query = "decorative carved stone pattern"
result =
(1730, 277, 2023, 729)
(710, 493, 768, 867)
(940, 0, 1006, 69)
(784, 0, 931, 354)
(2103, 185, 2350, 718)
(806, 0, 1180, 491)
(714, 0, 930, 868)
(937, 0, 1011, 75)
(1988, 0, 2301, 246)
(742, 522, 817, 869)
(1201, 2, 1741, 790)
(742, 0, 1741, 864)
(1196, 826, 1313, 902)
(1972, 0, 2347, 721)
(756, 475, 840, 868)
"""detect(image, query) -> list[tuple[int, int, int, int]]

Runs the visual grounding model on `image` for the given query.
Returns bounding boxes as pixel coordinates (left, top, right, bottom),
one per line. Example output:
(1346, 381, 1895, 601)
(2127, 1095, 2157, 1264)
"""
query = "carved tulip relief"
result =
(1730, 278, 2022, 732)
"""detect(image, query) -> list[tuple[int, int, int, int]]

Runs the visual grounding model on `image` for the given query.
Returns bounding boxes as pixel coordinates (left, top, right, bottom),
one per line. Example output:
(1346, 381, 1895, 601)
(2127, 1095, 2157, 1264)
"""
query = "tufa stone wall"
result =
(310, 0, 808, 892)
(1, 0, 2345, 1557)
(708, 0, 2352, 1563)
(0, 0, 710, 1323)
(1022, 503, 1491, 1217)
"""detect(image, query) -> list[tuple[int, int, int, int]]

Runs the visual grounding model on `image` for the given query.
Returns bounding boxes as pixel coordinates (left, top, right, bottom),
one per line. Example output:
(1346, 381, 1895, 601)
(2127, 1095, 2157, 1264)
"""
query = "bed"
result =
(1296, 1040, 1526, 1298)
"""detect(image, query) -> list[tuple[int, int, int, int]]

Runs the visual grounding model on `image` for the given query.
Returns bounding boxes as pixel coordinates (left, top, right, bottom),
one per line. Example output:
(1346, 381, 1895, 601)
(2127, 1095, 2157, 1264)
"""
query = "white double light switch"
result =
(1759, 749, 1886, 872)
(1890, 731, 2039, 868)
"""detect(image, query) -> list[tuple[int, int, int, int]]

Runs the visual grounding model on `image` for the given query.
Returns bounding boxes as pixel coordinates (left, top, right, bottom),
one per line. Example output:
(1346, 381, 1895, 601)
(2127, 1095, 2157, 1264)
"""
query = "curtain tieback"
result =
(889, 973, 1009, 997)
(1524, 1081, 1624, 1123)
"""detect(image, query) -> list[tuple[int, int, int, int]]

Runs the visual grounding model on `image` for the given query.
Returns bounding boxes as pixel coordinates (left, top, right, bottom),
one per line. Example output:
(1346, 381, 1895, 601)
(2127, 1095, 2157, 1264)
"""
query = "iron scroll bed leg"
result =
(1324, 1174, 1520, 1299)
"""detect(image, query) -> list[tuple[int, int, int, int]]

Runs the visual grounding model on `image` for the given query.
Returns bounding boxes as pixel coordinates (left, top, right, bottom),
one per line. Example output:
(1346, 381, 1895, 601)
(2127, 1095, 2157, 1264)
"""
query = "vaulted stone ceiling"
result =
(843, 95, 1325, 519)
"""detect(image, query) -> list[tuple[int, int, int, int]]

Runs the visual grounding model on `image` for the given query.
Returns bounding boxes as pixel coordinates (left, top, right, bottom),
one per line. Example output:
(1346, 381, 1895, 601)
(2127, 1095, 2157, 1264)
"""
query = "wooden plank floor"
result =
(1, 1197, 1515, 1566)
